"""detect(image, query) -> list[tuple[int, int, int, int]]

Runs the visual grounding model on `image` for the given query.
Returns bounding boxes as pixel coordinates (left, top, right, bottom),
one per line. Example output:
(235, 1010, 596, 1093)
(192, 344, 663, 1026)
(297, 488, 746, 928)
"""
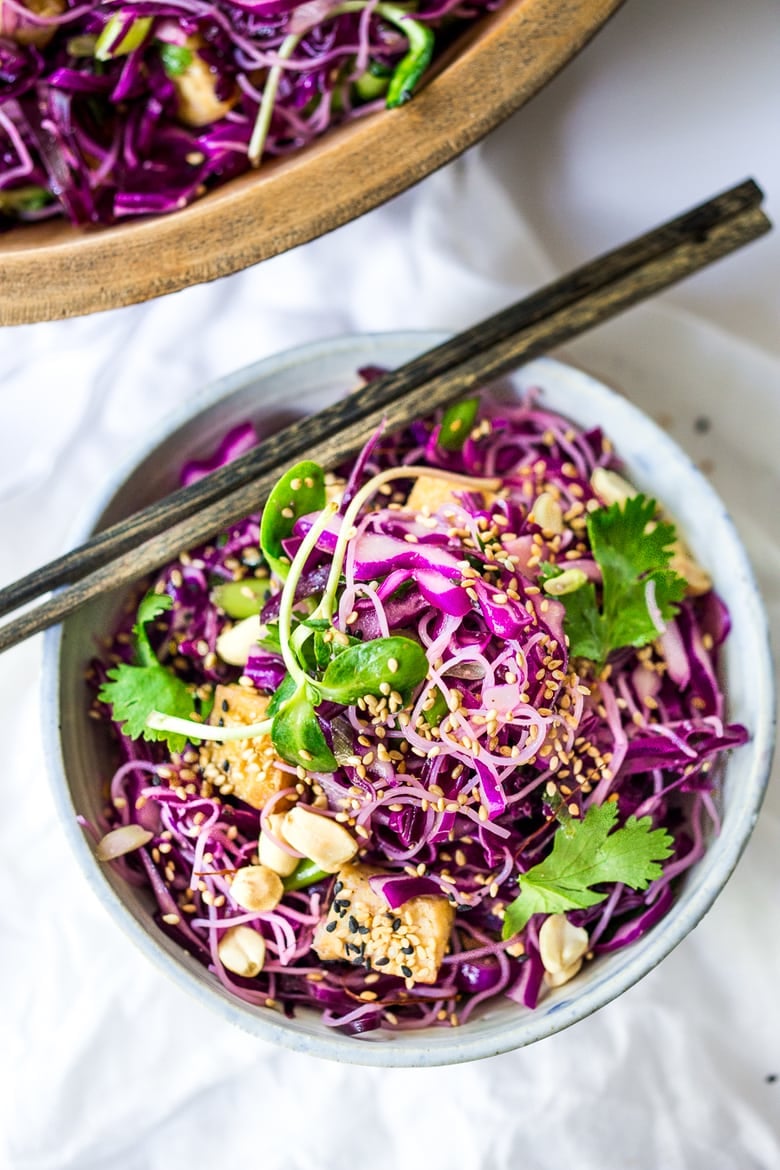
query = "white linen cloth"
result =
(1, 0, 779, 1165)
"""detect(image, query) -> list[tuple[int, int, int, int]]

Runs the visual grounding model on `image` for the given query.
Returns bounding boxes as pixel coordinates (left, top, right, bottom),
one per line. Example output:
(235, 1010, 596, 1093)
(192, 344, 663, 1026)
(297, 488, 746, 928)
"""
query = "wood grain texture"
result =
(0, 0, 625, 325)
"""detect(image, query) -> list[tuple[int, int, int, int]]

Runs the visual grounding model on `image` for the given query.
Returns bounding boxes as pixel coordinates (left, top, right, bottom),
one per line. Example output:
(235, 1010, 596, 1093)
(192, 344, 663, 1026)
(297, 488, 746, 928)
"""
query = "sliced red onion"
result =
(659, 617, 690, 687)
(506, 949, 544, 1009)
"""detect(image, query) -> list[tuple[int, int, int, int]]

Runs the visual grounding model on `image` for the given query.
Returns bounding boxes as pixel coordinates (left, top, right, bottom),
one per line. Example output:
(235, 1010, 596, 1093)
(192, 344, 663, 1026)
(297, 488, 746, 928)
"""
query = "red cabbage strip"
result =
(0, 0, 507, 225)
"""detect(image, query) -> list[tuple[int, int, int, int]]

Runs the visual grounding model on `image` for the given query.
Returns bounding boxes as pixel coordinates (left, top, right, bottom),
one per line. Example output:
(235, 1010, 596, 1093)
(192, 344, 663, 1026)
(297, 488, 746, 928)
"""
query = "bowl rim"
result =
(42, 331, 777, 1066)
(0, 0, 625, 326)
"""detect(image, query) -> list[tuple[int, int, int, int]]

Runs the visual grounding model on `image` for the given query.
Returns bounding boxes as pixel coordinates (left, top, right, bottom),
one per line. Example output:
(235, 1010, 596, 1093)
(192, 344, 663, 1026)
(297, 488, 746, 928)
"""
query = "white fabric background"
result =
(1, 0, 779, 1165)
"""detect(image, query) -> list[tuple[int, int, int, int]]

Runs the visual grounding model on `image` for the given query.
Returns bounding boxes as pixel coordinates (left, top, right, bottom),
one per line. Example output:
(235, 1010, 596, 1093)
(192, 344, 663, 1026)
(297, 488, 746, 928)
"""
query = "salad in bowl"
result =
(46, 334, 774, 1065)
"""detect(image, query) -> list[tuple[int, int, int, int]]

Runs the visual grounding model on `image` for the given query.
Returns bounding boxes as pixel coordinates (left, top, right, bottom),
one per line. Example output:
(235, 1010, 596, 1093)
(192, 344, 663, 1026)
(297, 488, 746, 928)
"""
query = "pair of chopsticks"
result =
(0, 178, 770, 654)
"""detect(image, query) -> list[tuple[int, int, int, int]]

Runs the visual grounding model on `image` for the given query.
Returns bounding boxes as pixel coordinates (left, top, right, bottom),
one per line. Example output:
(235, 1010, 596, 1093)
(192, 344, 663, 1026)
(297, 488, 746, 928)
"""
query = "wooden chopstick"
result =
(0, 181, 769, 654)
(0, 177, 763, 625)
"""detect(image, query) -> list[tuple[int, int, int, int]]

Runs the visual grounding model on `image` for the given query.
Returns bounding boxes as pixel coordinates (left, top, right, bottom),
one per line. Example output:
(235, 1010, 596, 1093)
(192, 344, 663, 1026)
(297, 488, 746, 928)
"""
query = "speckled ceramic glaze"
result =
(43, 333, 776, 1066)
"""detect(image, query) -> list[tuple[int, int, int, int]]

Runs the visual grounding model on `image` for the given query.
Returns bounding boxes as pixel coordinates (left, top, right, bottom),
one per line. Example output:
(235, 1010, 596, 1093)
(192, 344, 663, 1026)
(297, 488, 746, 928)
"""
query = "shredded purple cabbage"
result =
(90, 388, 748, 1035)
(0, 0, 505, 227)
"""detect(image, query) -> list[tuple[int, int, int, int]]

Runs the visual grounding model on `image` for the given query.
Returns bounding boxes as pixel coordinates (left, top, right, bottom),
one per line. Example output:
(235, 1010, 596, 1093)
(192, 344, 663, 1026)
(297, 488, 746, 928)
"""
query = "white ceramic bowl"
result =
(44, 332, 776, 1066)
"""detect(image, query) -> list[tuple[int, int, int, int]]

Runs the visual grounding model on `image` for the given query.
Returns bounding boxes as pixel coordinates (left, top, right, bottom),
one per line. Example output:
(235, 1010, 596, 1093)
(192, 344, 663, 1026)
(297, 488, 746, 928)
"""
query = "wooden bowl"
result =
(0, 0, 624, 325)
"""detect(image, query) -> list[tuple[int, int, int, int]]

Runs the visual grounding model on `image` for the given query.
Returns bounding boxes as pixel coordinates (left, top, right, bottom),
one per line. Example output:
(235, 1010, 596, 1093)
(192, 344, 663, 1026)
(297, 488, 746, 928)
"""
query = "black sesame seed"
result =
(357, 925, 370, 935)
(221, 761, 231, 773)
(401, 944, 414, 955)
(375, 957, 390, 967)
(221, 699, 229, 713)
(392, 917, 402, 931)
(401, 965, 413, 978)
(348, 915, 359, 933)
(333, 881, 344, 894)
(325, 921, 337, 933)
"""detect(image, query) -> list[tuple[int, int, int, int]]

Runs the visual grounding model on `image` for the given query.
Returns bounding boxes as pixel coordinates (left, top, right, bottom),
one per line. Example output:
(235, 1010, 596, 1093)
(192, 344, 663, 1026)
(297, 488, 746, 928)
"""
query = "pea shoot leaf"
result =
(260, 460, 325, 582)
(502, 801, 674, 938)
(271, 689, 337, 772)
(559, 494, 687, 665)
(98, 591, 196, 752)
(318, 635, 428, 704)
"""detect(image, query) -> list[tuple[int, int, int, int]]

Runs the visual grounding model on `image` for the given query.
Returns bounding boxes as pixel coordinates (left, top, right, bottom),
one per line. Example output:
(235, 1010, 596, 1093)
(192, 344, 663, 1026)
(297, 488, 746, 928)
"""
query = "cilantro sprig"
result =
(503, 801, 674, 938)
(98, 592, 197, 753)
(545, 493, 686, 667)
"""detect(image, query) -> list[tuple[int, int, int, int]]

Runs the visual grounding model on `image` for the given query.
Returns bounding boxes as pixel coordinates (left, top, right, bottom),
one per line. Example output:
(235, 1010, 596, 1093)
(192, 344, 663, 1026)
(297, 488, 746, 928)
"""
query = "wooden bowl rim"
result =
(0, 0, 624, 324)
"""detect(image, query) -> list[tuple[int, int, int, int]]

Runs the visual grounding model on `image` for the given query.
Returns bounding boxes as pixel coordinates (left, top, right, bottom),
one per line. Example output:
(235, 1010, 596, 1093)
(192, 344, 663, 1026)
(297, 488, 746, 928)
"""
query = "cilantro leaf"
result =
(98, 663, 195, 753)
(502, 801, 674, 938)
(560, 493, 686, 665)
(98, 590, 196, 752)
(133, 591, 173, 667)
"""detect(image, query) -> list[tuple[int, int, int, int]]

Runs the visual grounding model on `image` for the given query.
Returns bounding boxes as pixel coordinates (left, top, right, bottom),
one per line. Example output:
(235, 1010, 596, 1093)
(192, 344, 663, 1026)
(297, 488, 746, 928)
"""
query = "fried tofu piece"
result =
(405, 475, 497, 517)
(312, 863, 455, 985)
(199, 684, 287, 811)
(405, 475, 465, 517)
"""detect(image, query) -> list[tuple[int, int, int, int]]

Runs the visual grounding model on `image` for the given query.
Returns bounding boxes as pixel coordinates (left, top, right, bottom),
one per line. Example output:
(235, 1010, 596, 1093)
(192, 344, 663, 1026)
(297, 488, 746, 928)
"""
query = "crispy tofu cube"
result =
(199, 684, 287, 811)
(312, 863, 455, 985)
(405, 475, 497, 517)
(405, 475, 464, 517)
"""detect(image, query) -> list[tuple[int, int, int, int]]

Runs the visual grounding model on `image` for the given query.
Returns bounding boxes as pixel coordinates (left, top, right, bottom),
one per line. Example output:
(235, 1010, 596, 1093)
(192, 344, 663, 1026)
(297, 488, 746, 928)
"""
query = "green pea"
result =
(212, 578, 271, 620)
(283, 859, 330, 891)
(438, 398, 479, 452)
(158, 42, 194, 78)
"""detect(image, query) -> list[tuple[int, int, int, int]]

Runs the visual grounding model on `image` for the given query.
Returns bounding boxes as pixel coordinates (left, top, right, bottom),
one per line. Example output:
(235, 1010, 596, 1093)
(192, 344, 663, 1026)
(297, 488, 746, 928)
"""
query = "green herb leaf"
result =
(260, 460, 326, 581)
(310, 628, 362, 671)
(98, 590, 196, 751)
(502, 802, 674, 938)
(266, 672, 297, 717)
(98, 665, 195, 753)
(271, 689, 337, 772)
(158, 41, 193, 77)
(132, 591, 173, 667)
(438, 398, 479, 452)
(559, 494, 686, 665)
(318, 635, 428, 704)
